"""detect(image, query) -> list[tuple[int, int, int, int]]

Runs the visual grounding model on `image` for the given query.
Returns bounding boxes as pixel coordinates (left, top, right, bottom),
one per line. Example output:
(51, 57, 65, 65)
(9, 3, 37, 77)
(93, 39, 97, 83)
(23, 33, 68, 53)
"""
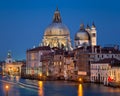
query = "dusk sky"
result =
(0, 0, 120, 60)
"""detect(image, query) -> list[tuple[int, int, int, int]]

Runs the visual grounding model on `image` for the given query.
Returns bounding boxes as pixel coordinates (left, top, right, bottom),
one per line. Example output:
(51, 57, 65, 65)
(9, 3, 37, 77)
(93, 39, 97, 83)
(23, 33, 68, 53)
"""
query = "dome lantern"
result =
(52, 7, 62, 23)
(91, 22, 96, 29)
(86, 24, 90, 30)
(80, 23, 85, 30)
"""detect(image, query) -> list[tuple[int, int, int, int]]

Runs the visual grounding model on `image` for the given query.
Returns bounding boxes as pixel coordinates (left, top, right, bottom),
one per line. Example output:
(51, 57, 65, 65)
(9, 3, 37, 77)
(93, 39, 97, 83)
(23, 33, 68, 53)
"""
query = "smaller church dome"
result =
(75, 24, 90, 40)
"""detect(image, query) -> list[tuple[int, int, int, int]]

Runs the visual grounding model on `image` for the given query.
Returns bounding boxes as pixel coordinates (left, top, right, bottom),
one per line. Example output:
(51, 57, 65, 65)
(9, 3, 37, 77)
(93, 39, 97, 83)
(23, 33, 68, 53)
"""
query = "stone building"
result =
(2, 52, 23, 76)
(90, 58, 120, 85)
(40, 52, 54, 77)
(74, 23, 97, 48)
(64, 51, 74, 80)
(42, 8, 72, 51)
(26, 46, 51, 75)
(73, 46, 91, 81)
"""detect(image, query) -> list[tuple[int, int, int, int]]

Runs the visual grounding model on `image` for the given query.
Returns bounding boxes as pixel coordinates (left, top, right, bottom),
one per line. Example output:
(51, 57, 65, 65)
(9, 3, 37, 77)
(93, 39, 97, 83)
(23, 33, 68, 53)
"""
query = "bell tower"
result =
(5, 51, 13, 63)
(52, 7, 62, 23)
(90, 22, 97, 46)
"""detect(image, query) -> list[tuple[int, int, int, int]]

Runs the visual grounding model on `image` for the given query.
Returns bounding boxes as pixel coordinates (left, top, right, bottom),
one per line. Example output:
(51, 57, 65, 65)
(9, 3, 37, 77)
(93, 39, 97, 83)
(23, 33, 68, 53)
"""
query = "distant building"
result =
(5, 51, 12, 63)
(2, 51, 23, 76)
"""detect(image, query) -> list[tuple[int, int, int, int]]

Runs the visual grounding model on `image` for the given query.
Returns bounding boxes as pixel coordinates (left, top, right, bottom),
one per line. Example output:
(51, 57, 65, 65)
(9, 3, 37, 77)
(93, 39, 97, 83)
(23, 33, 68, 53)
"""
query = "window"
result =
(92, 33, 96, 37)
(102, 55, 103, 58)
(60, 56, 61, 59)
(31, 53, 35, 60)
(98, 55, 99, 58)
(112, 55, 113, 58)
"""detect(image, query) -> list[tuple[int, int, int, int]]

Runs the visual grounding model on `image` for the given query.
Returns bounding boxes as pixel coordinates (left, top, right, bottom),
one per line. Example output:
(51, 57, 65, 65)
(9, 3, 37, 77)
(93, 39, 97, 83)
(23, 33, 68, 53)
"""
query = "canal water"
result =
(0, 76, 120, 96)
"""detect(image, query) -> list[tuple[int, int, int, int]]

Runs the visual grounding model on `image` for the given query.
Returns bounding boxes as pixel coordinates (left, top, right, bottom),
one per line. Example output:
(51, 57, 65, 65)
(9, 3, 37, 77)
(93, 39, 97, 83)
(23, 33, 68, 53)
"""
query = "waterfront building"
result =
(73, 46, 91, 81)
(109, 65, 120, 82)
(26, 46, 51, 76)
(40, 47, 75, 79)
(40, 51, 54, 77)
(90, 58, 120, 84)
(2, 52, 23, 76)
(73, 45, 120, 81)
(52, 48, 64, 78)
(64, 51, 74, 79)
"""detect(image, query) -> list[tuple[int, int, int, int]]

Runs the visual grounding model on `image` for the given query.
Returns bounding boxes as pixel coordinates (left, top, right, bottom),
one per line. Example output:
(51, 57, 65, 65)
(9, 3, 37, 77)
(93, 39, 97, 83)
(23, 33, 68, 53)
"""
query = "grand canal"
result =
(0, 76, 120, 96)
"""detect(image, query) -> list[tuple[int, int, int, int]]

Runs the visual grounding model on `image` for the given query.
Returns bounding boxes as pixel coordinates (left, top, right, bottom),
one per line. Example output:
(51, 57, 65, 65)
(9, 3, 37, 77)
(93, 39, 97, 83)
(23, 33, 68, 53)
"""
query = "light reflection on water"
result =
(38, 81, 44, 96)
(78, 84, 83, 96)
(38, 81, 84, 96)
(1, 76, 120, 96)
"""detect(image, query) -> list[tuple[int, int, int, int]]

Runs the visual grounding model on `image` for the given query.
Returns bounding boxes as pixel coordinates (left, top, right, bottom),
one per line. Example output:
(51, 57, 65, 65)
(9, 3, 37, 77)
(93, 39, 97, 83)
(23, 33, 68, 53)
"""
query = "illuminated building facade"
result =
(42, 8, 72, 51)
(74, 23, 97, 48)
(2, 52, 23, 76)
(90, 58, 120, 84)
(25, 8, 120, 82)
(73, 46, 90, 81)
(26, 46, 51, 75)
(63, 52, 74, 79)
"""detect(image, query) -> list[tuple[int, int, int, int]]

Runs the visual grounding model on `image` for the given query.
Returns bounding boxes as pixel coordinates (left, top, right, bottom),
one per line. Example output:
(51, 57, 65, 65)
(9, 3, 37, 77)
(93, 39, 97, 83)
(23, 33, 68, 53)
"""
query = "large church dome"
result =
(44, 23, 70, 36)
(42, 8, 72, 50)
(44, 8, 70, 36)
(75, 24, 90, 40)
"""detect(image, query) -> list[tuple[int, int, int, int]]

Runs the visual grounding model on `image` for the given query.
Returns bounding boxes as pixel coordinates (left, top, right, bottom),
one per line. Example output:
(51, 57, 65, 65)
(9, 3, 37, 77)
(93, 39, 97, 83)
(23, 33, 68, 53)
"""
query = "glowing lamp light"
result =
(5, 85, 9, 89)
(78, 78, 82, 82)
(40, 73, 42, 77)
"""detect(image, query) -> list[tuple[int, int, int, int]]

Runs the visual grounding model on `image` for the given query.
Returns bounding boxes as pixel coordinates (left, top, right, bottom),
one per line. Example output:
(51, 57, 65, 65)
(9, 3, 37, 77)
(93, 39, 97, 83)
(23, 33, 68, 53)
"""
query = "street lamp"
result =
(39, 73, 42, 80)
(78, 78, 83, 83)
(5, 85, 9, 96)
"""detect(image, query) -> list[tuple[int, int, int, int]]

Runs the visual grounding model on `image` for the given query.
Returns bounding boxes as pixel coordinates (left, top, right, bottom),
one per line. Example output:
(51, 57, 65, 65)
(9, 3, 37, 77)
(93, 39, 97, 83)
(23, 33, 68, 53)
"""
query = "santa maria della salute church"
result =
(41, 7, 97, 50)
(25, 7, 99, 80)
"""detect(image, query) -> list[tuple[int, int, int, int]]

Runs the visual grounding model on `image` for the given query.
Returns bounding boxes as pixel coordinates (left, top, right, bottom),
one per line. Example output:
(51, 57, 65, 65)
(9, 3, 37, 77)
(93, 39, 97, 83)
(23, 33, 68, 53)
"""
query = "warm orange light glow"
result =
(78, 78, 82, 82)
(38, 81, 44, 96)
(40, 73, 42, 77)
(31, 53, 35, 60)
(5, 85, 9, 89)
(78, 84, 83, 96)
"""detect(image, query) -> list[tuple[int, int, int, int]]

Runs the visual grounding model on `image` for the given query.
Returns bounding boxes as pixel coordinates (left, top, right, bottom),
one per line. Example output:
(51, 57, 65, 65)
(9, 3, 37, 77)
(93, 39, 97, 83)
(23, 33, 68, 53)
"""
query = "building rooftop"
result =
(27, 46, 51, 52)
(93, 58, 120, 67)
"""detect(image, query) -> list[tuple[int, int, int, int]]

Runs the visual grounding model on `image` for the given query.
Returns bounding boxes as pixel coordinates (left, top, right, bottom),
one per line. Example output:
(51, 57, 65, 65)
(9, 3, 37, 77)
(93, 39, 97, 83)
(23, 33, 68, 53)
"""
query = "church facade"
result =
(42, 8, 72, 51)
(42, 8, 97, 50)
(74, 23, 97, 48)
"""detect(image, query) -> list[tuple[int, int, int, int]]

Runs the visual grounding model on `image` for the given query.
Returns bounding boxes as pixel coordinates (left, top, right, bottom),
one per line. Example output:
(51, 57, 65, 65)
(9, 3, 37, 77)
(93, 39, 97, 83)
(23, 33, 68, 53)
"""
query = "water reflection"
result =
(15, 76, 20, 82)
(78, 84, 83, 96)
(38, 81, 44, 96)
